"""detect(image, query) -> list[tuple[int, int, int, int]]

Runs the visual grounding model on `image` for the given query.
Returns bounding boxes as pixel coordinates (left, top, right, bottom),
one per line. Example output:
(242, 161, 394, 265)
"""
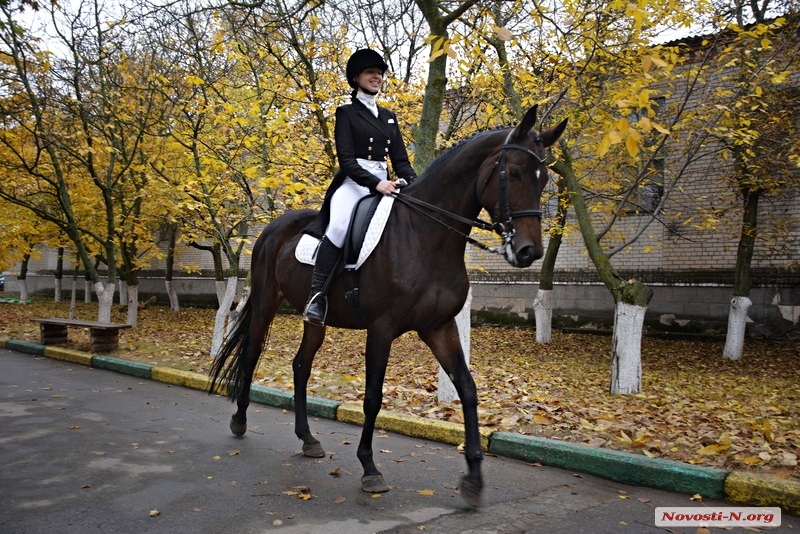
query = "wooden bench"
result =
(32, 318, 132, 353)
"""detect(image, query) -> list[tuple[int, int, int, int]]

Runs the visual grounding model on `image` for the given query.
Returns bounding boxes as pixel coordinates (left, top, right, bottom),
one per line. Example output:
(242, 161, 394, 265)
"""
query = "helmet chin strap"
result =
(358, 85, 379, 96)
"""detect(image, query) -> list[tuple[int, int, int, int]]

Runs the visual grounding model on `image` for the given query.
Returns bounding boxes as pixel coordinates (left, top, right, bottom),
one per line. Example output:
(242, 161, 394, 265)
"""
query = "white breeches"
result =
(325, 160, 388, 247)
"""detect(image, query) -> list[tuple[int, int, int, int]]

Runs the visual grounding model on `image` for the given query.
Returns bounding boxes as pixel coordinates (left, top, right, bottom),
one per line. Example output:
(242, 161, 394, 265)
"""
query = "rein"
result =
(393, 132, 547, 257)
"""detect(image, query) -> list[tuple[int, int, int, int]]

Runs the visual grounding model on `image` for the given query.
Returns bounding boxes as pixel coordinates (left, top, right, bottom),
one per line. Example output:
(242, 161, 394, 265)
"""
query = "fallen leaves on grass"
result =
(1, 297, 798, 480)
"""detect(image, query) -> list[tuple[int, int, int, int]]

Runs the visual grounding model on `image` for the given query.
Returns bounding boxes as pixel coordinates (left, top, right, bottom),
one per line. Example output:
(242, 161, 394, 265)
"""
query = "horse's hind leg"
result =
(292, 324, 326, 458)
(419, 320, 484, 507)
(230, 317, 271, 437)
(227, 281, 279, 438)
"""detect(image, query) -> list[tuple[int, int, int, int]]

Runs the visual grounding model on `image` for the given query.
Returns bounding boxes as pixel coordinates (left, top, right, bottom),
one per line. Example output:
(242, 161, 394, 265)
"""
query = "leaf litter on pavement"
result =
(1, 297, 797, 480)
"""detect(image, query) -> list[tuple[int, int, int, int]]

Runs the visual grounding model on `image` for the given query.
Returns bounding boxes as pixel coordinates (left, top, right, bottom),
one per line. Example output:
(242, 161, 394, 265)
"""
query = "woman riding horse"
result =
(302, 49, 417, 326)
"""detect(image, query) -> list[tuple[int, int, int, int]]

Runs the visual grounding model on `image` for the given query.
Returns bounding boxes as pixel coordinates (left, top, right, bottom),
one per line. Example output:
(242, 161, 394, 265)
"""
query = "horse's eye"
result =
(509, 168, 522, 181)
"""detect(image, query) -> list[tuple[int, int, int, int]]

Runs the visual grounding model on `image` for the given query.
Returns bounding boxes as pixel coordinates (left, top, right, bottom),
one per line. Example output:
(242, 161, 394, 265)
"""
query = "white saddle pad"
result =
(296, 195, 395, 270)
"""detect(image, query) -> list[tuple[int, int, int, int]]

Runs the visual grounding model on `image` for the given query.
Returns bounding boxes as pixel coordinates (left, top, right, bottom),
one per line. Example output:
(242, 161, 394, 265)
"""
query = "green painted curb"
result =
(249, 384, 340, 420)
(4, 339, 45, 355)
(490, 431, 727, 500)
(249, 384, 294, 409)
(93, 355, 153, 379)
(336, 403, 491, 451)
(725, 471, 800, 516)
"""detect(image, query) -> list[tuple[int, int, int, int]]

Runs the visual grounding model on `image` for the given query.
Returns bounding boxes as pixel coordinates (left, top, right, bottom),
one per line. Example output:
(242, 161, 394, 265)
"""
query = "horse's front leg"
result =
(292, 324, 326, 458)
(357, 329, 392, 493)
(419, 320, 484, 507)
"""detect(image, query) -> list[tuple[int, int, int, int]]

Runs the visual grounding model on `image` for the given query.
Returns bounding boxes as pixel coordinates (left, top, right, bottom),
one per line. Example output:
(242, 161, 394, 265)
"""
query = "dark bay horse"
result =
(209, 105, 567, 507)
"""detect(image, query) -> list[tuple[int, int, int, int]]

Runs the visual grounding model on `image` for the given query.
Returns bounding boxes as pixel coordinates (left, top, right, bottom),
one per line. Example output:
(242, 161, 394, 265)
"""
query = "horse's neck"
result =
(411, 133, 502, 219)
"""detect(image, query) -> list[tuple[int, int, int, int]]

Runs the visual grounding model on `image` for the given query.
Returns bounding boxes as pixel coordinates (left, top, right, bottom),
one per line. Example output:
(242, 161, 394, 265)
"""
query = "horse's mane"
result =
(417, 125, 512, 181)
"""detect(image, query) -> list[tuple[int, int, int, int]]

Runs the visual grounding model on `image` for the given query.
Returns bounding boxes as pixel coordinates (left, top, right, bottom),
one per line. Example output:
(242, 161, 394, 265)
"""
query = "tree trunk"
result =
(69, 254, 79, 318)
(533, 289, 553, 343)
(69, 268, 78, 319)
(413, 44, 447, 171)
(412, 0, 478, 170)
(18, 254, 30, 301)
(534, 180, 568, 344)
(95, 281, 115, 323)
(211, 276, 238, 358)
(165, 225, 180, 311)
(126, 284, 139, 327)
(610, 302, 646, 394)
(215, 279, 228, 307)
(54, 247, 64, 303)
(165, 280, 180, 312)
(723, 187, 759, 360)
(84, 275, 92, 303)
(724, 296, 752, 360)
(119, 280, 128, 307)
(438, 287, 472, 402)
(556, 145, 653, 394)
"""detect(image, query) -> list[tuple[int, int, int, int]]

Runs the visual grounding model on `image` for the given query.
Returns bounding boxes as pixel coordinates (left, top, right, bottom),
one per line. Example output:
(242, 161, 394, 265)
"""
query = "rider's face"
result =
(356, 68, 385, 93)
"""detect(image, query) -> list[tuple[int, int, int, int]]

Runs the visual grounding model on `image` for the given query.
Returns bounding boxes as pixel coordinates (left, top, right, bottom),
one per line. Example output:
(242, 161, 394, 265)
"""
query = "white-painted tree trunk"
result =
(723, 296, 752, 361)
(438, 287, 472, 402)
(54, 278, 62, 303)
(18, 278, 29, 301)
(229, 285, 250, 329)
(69, 276, 77, 319)
(215, 279, 227, 307)
(95, 282, 115, 323)
(211, 276, 239, 358)
(165, 280, 180, 311)
(126, 284, 139, 327)
(84, 280, 92, 303)
(119, 281, 128, 307)
(533, 288, 553, 344)
(609, 301, 646, 395)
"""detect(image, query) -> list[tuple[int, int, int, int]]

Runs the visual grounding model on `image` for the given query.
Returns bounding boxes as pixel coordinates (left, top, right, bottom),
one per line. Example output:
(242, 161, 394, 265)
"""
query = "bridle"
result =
(393, 129, 548, 257)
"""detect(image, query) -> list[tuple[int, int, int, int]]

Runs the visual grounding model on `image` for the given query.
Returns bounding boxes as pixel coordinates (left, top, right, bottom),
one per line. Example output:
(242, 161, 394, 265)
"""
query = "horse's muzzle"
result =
(513, 244, 542, 267)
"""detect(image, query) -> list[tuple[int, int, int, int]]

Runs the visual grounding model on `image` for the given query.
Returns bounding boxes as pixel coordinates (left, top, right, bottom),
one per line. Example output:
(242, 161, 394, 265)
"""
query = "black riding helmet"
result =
(346, 49, 389, 89)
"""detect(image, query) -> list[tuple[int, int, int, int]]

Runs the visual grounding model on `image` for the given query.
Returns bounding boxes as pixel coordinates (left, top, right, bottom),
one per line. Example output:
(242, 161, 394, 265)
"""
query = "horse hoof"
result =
(230, 417, 247, 437)
(302, 441, 325, 458)
(361, 474, 390, 493)
(458, 477, 483, 508)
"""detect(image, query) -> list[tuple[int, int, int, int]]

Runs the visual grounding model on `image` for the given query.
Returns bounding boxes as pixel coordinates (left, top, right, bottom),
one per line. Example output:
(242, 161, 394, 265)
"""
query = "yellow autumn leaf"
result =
(697, 443, 729, 456)
(598, 134, 612, 157)
(417, 489, 436, 496)
(533, 414, 552, 425)
(625, 133, 640, 157)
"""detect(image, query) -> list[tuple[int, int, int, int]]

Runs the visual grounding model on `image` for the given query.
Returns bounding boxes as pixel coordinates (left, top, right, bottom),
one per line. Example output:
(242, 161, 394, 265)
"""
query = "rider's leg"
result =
(302, 180, 367, 326)
(302, 236, 342, 326)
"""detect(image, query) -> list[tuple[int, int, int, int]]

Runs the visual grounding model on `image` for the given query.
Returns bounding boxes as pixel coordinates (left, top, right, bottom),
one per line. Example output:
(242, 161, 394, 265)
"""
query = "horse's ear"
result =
(538, 118, 569, 148)
(512, 105, 538, 141)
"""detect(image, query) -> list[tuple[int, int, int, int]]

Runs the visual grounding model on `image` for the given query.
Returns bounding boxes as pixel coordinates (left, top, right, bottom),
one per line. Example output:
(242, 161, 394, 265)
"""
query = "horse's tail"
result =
(208, 297, 256, 401)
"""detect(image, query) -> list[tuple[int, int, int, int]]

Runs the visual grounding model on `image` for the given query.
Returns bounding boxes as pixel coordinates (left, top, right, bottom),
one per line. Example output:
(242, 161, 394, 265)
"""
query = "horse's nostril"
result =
(516, 245, 541, 267)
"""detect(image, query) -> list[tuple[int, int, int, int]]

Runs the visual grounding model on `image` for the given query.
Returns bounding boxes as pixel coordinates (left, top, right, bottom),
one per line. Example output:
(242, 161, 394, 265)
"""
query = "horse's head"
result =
(477, 105, 568, 268)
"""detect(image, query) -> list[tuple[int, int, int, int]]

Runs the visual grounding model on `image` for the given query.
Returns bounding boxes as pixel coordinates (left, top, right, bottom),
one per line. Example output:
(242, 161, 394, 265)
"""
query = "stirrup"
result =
(302, 293, 328, 326)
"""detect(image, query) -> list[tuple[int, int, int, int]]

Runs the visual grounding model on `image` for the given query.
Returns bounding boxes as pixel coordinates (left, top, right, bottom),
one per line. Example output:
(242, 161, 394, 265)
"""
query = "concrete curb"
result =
(725, 471, 800, 517)
(2, 337, 797, 516)
(490, 431, 727, 499)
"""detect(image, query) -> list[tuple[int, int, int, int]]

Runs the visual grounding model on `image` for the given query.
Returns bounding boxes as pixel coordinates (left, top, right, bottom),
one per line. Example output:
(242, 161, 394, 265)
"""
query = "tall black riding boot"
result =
(302, 236, 342, 326)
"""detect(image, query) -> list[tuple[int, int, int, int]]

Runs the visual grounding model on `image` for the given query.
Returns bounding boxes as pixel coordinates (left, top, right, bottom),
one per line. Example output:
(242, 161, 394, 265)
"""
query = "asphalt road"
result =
(1, 348, 795, 534)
